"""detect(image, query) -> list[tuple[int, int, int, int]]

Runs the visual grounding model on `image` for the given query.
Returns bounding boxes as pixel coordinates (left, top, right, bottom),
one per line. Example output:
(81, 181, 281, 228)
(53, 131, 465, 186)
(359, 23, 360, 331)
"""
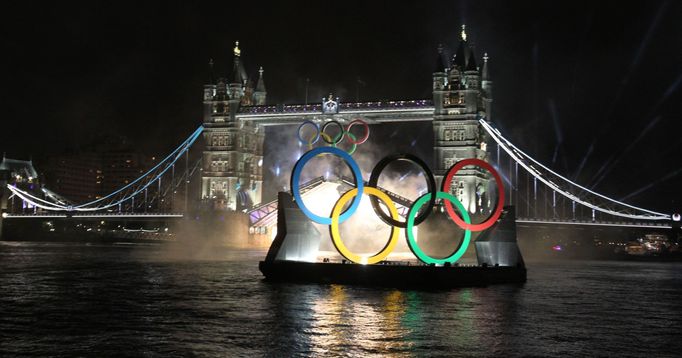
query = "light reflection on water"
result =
(1, 242, 682, 357)
(308, 287, 414, 356)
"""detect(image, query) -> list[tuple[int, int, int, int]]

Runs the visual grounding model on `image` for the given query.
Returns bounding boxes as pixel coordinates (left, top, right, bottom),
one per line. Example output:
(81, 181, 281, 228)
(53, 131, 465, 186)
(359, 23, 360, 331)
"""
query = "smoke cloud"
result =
(261, 121, 474, 261)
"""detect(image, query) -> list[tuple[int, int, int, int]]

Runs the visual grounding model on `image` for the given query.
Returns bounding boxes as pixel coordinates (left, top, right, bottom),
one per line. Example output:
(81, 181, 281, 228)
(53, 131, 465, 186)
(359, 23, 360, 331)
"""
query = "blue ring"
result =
(297, 120, 320, 145)
(290, 147, 364, 225)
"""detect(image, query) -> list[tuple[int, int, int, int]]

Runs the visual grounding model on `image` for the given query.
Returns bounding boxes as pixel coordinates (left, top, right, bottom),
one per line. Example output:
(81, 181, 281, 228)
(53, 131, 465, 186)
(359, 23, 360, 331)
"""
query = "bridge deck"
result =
(516, 218, 672, 229)
(236, 101, 435, 124)
(3, 213, 183, 220)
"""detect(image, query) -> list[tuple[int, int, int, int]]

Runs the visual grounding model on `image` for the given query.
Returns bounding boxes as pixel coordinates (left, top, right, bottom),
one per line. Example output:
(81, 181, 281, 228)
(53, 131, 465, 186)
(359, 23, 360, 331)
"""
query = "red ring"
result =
(441, 158, 505, 231)
(346, 119, 369, 145)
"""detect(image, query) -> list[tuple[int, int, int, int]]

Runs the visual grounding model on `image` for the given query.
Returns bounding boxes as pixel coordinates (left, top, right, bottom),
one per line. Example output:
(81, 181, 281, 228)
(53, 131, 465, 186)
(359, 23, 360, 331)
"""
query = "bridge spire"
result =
(207, 58, 215, 84)
(231, 41, 246, 86)
(481, 52, 490, 80)
(233, 41, 241, 57)
(434, 43, 449, 73)
(256, 67, 266, 92)
(481, 51, 493, 119)
(254, 66, 267, 105)
(452, 24, 476, 71)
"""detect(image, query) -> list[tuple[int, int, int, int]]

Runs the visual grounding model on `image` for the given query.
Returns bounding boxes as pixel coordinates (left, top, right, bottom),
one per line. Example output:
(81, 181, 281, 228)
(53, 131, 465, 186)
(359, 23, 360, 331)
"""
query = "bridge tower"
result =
(201, 42, 265, 211)
(432, 25, 494, 215)
(0, 167, 7, 238)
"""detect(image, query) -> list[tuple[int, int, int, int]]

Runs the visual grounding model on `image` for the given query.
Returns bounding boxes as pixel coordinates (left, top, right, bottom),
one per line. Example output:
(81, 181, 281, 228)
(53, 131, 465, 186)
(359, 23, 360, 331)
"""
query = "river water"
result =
(1, 241, 681, 357)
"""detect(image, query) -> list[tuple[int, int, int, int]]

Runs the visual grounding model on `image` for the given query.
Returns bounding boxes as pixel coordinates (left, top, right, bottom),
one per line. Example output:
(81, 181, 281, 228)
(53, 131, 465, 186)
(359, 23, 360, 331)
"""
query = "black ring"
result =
(321, 120, 346, 145)
(368, 153, 436, 228)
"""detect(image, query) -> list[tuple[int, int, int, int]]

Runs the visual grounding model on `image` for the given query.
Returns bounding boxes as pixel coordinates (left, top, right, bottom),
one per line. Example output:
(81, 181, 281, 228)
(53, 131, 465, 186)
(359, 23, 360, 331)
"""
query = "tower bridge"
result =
(201, 27, 492, 215)
(1, 25, 678, 244)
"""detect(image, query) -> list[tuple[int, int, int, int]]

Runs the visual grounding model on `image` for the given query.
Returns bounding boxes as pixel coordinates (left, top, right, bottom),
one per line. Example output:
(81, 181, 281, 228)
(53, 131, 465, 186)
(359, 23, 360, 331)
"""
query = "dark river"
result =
(1, 241, 681, 357)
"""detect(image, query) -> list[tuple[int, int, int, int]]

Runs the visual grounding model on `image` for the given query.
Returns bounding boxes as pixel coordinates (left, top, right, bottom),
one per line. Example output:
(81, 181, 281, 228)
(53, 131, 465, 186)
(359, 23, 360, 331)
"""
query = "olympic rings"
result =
(441, 158, 505, 232)
(290, 146, 364, 225)
(295, 119, 370, 154)
(289, 122, 505, 265)
(330, 187, 400, 264)
(405, 191, 472, 265)
(321, 120, 345, 145)
(346, 119, 370, 145)
(320, 131, 357, 155)
(297, 120, 320, 147)
(368, 153, 436, 228)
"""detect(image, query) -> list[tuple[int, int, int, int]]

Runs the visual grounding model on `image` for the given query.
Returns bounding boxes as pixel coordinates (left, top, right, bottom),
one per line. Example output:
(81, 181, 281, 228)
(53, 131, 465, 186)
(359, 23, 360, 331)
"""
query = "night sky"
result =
(2, 1, 681, 213)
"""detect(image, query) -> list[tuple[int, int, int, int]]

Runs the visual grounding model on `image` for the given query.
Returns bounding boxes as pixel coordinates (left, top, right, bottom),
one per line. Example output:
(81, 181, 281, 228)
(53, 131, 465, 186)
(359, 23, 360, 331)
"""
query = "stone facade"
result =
(201, 42, 266, 211)
(433, 25, 494, 215)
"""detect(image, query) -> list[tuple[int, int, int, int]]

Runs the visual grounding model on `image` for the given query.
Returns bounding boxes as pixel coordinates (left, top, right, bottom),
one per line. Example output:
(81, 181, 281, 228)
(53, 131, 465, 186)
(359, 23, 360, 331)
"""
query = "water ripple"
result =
(1, 242, 681, 357)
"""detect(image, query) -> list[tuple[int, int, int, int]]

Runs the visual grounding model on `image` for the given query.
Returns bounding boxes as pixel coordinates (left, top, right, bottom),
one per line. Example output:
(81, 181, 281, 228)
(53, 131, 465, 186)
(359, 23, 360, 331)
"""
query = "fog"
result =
(148, 121, 488, 261)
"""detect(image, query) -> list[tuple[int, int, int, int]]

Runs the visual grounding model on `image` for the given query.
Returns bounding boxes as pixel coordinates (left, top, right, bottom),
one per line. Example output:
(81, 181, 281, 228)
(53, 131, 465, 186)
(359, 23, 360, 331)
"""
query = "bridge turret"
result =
(432, 44, 449, 114)
(229, 41, 246, 100)
(203, 59, 218, 123)
(451, 25, 474, 71)
(481, 52, 493, 120)
(201, 41, 264, 211)
(242, 78, 254, 106)
(433, 24, 492, 216)
(0, 166, 8, 239)
(445, 25, 481, 115)
(207, 58, 215, 84)
(253, 66, 267, 105)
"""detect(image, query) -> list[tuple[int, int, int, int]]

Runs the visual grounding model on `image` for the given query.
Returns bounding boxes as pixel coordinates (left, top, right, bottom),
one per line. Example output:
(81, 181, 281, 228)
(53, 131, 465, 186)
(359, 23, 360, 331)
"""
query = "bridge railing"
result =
(238, 100, 434, 115)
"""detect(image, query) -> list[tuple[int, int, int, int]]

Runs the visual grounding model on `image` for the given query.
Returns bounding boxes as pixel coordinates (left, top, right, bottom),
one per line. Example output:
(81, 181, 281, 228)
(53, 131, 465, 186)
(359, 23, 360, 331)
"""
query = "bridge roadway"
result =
(246, 177, 675, 232)
(236, 100, 435, 125)
(516, 218, 672, 229)
(4, 213, 673, 230)
(3, 213, 183, 220)
(5, 208, 672, 230)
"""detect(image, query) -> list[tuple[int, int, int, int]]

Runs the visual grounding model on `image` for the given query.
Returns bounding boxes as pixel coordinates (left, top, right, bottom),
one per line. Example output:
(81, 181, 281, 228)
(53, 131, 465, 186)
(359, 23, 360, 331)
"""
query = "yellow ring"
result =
(320, 132, 333, 143)
(317, 133, 333, 155)
(330, 187, 400, 264)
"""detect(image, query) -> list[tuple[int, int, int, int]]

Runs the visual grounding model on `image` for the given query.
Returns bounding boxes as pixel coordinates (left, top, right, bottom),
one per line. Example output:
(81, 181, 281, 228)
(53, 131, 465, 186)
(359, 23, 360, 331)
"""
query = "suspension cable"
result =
(480, 119, 670, 220)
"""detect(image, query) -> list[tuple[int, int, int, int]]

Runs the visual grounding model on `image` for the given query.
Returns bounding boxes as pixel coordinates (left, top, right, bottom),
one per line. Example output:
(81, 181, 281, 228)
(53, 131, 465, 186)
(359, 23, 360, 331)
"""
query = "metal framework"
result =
(5, 126, 203, 212)
(481, 119, 670, 221)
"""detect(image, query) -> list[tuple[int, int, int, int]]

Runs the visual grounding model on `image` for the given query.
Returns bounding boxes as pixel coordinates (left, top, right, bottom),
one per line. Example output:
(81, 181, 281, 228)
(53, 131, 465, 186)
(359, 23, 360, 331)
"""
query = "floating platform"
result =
(260, 192, 527, 289)
(259, 260, 526, 288)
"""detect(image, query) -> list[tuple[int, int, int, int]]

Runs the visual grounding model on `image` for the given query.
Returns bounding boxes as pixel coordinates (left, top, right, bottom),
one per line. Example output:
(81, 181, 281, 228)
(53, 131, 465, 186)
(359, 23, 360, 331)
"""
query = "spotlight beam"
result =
(591, 116, 664, 189)
(573, 2, 668, 177)
(590, 69, 682, 188)
(620, 167, 682, 202)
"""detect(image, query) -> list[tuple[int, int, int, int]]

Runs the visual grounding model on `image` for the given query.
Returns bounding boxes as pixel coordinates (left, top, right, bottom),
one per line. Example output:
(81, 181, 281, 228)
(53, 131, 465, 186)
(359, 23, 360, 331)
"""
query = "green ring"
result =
(405, 191, 472, 265)
(332, 131, 357, 155)
(321, 120, 346, 145)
